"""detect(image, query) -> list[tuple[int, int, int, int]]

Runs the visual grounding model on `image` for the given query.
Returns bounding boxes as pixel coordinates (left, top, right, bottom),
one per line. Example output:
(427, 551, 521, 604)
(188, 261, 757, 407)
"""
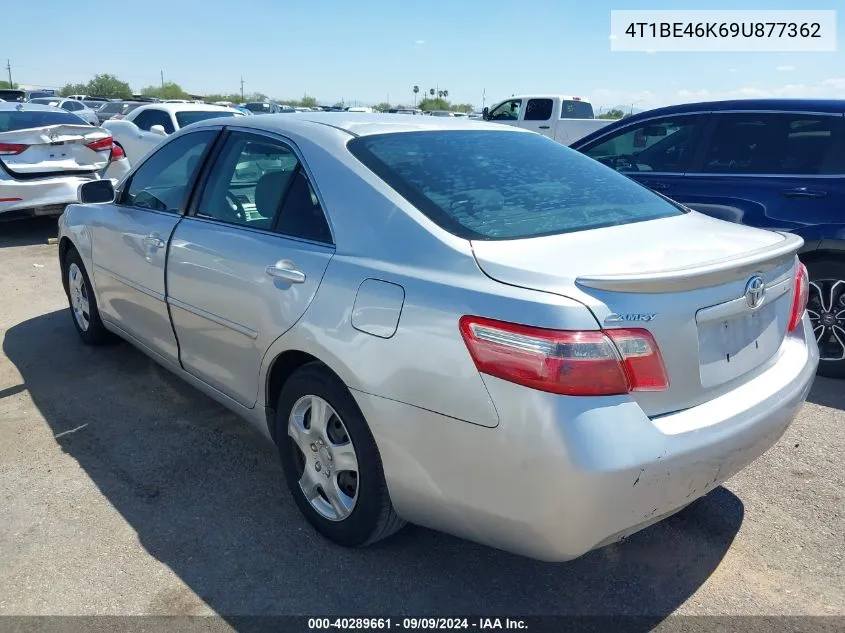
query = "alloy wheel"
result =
(287, 395, 359, 521)
(808, 279, 845, 361)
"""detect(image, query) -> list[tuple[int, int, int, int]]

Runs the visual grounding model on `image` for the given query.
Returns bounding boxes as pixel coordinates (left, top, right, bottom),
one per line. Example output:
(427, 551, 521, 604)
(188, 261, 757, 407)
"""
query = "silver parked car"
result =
(57, 114, 818, 561)
(27, 97, 100, 126)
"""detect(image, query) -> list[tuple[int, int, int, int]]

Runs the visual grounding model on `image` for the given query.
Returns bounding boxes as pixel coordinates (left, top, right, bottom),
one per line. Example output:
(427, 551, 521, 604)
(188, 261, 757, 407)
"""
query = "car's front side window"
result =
(581, 115, 701, 174)
(488, 99, 522, 121)
(133, 109, 175, 133)
(120, 131, 217, 213)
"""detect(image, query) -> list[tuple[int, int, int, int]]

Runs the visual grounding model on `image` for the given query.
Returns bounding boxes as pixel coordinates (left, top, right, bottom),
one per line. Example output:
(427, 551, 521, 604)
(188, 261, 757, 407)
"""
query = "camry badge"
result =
(604, 313, 657, 324)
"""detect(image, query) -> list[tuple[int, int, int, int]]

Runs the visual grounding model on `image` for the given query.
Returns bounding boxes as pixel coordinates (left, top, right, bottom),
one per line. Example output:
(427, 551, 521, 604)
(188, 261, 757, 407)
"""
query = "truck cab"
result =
(482, 95, 615, 145)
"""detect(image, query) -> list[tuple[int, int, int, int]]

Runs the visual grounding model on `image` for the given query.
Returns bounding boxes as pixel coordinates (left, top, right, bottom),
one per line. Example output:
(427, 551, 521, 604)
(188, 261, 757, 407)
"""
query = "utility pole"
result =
(240, 77, 245, 101)
(6, 59, 12, 88)
(160, 70, 164, 88)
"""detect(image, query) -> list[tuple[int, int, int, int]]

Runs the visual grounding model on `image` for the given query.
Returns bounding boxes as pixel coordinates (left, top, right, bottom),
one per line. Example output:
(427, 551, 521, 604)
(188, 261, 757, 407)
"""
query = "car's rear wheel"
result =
(805, 257, 845, 379)
(276, 362, 405, 546)
(62, 247, 111, 345)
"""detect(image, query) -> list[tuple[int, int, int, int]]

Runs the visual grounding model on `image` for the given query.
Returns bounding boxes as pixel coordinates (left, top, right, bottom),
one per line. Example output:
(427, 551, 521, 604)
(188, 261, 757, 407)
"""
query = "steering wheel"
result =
(224, 192, 246, 222)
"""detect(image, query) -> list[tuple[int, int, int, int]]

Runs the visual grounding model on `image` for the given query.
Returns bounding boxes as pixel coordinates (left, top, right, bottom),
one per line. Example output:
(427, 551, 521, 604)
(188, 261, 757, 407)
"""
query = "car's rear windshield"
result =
(0, 109, 90, 133)
(98, 102, 125, 113)
(244, 103, 270, 112)
(0, 90, 25, 102)
(175, 111, 237, 127)
(29, 98, 61, 107)
(348, 130, 684, 240)
(561, 100, 594, 119)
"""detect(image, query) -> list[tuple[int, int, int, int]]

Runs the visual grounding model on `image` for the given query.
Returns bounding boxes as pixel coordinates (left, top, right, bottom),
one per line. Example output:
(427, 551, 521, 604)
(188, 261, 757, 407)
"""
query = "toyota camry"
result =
(57, 114, 818, 561)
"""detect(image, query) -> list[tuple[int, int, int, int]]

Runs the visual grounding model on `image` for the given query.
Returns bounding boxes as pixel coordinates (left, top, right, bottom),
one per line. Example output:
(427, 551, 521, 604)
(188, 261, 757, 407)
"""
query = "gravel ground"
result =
(0, 217, 842, 621)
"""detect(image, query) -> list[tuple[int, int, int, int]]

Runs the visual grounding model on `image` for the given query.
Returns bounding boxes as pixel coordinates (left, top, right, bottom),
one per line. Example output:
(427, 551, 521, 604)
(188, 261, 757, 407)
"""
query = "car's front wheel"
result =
(805, 257, 845, 379)
(276, 362, 405, 547)
(62, 247, 111, 345)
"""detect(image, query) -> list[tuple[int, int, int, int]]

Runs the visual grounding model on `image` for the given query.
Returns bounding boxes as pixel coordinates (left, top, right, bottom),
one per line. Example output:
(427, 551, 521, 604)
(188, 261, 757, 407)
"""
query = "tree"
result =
(418, 97, 450, 111)
(141, 81, 190, 100)
(429, 88, 435, 96)
(374, 102, 391, 112)
(412, 85, 419, 106)
(0, 80, 17, 89)
(86, 74, 133, 99)
(597, 108, 624, 120)
(299, 94, 318, 108)
(59, 83, 88, 97)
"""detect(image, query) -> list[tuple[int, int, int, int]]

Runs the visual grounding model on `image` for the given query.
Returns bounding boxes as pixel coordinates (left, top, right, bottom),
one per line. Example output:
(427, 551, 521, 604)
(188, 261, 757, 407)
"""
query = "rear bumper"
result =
(0, 172, 100, 216)
(355, 315, 818, 561)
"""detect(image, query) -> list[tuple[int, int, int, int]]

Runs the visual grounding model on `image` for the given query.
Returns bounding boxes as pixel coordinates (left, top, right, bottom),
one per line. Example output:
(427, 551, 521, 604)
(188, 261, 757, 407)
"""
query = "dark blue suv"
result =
(572, 99, 845, 378)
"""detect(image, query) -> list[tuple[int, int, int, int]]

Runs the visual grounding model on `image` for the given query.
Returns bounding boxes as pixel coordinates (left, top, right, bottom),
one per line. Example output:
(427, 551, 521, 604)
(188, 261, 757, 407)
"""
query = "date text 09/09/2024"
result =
(307, 618, 528, 630)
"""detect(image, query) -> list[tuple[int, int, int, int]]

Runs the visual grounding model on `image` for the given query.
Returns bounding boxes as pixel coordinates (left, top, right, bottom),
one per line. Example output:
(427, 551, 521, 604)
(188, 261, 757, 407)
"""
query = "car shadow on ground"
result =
(0, 217, 58, 248)
(4, 310, 745, 626)
(805, 376, 845, 410)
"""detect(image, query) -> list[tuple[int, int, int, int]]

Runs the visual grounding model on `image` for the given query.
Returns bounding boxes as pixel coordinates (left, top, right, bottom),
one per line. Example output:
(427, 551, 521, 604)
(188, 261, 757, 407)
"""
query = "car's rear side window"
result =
(348, 130, 684, 240)
(702, 113, 845, 175)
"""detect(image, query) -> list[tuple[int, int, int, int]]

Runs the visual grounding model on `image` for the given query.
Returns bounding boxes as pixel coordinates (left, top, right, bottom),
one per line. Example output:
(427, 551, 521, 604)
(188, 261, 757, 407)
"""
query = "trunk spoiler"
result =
(575, 232, 803, 293)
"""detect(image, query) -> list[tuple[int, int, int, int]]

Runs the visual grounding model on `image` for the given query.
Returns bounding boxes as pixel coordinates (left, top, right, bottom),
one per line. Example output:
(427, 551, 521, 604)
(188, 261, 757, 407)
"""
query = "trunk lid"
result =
(0, 125, 111, 176)
(471, 212, 803, 416)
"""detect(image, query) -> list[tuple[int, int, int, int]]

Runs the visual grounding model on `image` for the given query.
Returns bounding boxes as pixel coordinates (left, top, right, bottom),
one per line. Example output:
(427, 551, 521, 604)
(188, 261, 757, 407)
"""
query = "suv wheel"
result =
(805, 257, 845, 378)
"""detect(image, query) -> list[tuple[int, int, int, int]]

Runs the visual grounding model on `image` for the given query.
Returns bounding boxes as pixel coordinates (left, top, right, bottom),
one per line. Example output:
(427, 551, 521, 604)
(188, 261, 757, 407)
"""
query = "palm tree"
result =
(442, 89, 449, 98)
(413, 85, 419, 106)
(429, 88, 435, 96)
(437, 90, 443, 99)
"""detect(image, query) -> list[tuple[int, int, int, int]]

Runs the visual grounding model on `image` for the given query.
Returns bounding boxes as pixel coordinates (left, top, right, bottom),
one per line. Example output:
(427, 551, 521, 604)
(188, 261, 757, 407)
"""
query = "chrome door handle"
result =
(143, 234, 166, 249)
(266, 260, 306, 284)
(779, 187, 828, 199)
(538, 125, 550, 129)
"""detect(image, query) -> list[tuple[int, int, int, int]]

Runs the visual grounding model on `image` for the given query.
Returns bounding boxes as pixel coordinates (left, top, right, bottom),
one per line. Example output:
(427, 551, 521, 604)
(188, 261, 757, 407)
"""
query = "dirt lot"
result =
(0, 218, 843, 620)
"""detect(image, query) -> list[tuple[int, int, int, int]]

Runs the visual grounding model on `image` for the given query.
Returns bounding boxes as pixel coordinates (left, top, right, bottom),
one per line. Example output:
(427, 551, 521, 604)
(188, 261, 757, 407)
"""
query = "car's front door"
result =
(92, 129, 218, 363)
(577, 113, 709, 197)
(486, 98, 522, 128)
(166, 130, 335, 407)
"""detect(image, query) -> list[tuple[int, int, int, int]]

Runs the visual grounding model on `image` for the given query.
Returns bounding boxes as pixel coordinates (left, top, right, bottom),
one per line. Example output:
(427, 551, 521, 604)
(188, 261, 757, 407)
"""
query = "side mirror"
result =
(79, 179, 115, 204)
(482, 107, 490, 120)
(150, 124, 168, 137)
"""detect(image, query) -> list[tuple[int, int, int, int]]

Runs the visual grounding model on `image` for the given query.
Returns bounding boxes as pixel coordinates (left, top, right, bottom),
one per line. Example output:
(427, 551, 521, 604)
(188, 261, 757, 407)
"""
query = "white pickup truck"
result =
(481, 95, 616, 146)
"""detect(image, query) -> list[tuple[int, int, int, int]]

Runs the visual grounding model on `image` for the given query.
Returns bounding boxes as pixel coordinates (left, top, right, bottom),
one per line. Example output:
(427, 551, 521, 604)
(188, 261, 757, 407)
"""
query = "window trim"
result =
(185, 127, 336, 246)
(114, 128, 224, 215)
(687, 110, 845, 177)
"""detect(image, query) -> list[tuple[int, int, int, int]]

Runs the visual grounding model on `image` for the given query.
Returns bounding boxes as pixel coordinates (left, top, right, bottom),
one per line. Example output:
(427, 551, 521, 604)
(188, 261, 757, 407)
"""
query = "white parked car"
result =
(0, 103, 128, 219)
(483, 95, 615, 145)
(102, 103, 243, 166)
(28, 97, 101, 126)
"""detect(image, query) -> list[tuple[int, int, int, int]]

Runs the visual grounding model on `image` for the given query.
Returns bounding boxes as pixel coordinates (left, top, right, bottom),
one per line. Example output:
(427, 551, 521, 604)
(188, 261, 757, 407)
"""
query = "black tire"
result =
(61, 247, 112, 345)
(275, 362, 405, 547)
(804, 257, 845, 379)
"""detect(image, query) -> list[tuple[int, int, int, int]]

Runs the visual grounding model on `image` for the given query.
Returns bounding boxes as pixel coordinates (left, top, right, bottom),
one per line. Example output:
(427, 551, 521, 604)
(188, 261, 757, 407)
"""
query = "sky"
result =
(2, 0, 843, 111)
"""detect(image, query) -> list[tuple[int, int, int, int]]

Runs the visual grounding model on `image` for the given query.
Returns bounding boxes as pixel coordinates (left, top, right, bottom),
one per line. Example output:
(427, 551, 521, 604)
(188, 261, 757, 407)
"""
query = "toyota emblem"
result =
(744, 275, 766, 310)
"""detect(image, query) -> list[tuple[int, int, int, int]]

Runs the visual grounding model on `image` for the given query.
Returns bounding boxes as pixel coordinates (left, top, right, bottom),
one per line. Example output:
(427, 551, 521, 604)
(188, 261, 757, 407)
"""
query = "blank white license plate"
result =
(698, 301, 786, 388)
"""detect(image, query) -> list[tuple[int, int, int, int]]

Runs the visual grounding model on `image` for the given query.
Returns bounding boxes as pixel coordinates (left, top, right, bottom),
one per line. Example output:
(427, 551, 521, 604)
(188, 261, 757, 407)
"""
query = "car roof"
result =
(617, 98, 845, 122)
(0, 102, 65, 113)
(192, 112, 529, 137)
(132, 102, 239, 114)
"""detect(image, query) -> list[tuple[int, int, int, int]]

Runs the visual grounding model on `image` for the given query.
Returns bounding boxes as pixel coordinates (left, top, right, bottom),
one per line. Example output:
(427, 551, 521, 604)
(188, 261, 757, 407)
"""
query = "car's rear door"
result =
(92, 129, 219, 363)
(519, 98, 555, 138)
(676, 110, 845, 237)
(166, 130, 335, 408)
(576, 112, 709, 197)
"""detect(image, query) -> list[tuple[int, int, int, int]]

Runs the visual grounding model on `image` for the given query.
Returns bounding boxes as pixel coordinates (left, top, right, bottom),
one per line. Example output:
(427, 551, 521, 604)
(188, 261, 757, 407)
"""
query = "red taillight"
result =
(788, 262, 809, 332)
(458, 316, 669, 396)
(86, 137, 113, 152)
(0, 143, 28, 155)
(110, 143, 125, 162)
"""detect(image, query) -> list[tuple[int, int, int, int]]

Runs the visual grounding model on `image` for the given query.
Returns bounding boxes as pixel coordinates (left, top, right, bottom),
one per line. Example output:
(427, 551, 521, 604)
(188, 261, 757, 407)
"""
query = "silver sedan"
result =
(57, 114, 818, 561)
